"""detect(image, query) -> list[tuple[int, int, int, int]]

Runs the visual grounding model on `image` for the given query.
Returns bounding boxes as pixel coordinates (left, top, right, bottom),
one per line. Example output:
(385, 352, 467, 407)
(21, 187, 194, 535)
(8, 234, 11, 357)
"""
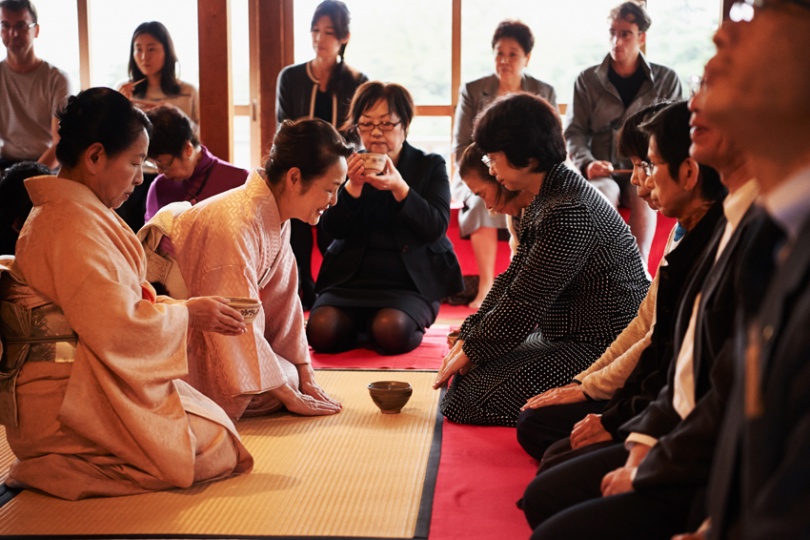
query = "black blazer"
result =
(632, 204, 760, 492)
(316, 141, 463, 302)
(600, 201, 726, 439)
(708, 212, 810, 539)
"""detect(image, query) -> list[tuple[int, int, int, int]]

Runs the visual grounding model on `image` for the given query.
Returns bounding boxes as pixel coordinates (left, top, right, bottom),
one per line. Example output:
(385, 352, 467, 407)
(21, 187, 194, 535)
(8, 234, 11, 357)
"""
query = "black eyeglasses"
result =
(355, 121, 401, 133)
(730, 0, 810, 21)
(0, 21, 37, 33)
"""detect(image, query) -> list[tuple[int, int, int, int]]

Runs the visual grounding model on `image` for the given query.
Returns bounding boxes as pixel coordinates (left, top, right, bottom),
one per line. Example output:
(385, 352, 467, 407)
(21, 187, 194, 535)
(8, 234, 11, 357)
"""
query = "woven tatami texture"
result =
(0, 370, 441, 538)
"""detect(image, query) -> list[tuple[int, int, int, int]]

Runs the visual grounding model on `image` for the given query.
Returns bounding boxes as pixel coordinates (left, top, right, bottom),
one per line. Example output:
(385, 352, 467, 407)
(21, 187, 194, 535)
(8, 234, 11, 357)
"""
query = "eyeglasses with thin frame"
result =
(730, 0, 810, 21)
(481, 154, 495, 168)
(355, 121, 401, 133)
(0, 21, 37, 33)
(639, 161, 654, 177)
(154, 155, 176, 173)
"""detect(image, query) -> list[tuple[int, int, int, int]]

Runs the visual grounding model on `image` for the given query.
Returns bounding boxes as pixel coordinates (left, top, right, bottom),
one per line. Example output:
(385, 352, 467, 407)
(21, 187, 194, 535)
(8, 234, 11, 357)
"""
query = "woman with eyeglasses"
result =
(276, 0, 369, 310)
(306, 81, 463, 356)
(452, 20, 557, 309)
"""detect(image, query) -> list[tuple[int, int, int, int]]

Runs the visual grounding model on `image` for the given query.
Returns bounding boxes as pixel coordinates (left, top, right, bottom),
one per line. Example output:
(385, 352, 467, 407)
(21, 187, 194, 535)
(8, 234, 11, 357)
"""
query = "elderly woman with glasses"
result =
(434, 92, 650, 427)
(306, 81, 463, 356)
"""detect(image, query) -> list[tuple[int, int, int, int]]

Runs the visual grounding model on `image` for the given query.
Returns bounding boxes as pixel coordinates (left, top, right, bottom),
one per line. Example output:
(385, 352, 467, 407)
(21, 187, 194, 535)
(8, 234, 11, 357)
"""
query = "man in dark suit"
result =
(688, 3, 810, 539)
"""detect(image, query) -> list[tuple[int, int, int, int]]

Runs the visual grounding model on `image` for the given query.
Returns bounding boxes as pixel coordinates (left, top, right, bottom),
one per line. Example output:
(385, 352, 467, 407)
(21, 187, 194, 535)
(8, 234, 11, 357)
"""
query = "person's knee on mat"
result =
(306, 306, 357, 353)
(370, 308, 423, 355)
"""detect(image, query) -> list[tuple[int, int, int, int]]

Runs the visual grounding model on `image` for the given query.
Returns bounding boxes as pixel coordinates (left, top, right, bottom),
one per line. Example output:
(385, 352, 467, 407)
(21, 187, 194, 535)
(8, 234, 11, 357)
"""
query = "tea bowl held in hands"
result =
(360, 152, 386, 175)
(226, 297, 261, 323)
(368, 381, 413, 414)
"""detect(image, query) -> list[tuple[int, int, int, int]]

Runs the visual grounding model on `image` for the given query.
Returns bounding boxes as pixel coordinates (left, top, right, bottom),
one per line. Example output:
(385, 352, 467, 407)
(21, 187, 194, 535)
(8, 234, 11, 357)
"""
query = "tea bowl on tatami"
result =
(368, 381, 413, 414)
(226, 297, 261, 323)
(360, 152, 386, 175)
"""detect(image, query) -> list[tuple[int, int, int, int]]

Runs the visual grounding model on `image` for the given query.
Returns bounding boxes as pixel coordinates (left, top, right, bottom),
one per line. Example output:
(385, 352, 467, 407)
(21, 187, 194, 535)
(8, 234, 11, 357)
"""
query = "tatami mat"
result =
(0, 426, 13, 483)
(0, 370, 442, 539)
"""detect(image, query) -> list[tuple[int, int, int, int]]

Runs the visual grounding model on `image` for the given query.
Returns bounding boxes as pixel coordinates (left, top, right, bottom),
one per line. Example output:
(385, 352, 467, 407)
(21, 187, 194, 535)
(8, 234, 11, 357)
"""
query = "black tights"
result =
(307, 306, 424, 355)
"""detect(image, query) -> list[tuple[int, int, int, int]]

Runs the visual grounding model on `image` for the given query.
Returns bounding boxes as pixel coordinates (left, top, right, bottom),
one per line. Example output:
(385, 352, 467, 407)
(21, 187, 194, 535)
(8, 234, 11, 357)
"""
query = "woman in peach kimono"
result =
(143, 118, 347, 421)
(0, 87, 252, 500)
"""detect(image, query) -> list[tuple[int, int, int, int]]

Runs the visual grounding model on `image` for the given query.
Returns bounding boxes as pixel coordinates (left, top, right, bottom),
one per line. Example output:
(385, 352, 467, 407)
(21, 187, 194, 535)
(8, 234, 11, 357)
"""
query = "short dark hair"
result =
(145, 105, 199, 158)
(617, 100, 672, 160)
(128, 21, 181, 98)
(0, 161, 51, 254)
(265, 118, 353, 190)
(491, 20, 534, 55)
(344, 81, 415, 135)
(609, 1, 651, 33)
(473, 92, 566, 173)
(641, 101, 725, 202)
(0, 0, 38, 23)
(56, 87, 152, 169)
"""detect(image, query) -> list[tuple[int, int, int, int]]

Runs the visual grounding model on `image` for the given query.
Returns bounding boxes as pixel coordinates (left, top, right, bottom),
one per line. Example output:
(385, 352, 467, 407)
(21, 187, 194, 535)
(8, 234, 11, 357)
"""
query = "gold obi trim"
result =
(1, 300, 77, 427)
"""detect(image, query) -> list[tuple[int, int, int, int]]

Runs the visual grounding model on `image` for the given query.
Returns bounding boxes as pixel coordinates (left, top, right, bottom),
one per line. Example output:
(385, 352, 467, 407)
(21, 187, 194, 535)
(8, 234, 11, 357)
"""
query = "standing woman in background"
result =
(452, 20, 557, 309)
(116, 21, 199, 233)
(276, 0, 368, 310)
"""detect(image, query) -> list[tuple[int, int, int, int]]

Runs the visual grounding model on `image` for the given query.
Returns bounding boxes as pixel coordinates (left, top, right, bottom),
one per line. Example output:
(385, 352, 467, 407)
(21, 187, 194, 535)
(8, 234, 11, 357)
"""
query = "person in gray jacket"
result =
(452, 20, 556, 309)
(564, 1, 681, 266)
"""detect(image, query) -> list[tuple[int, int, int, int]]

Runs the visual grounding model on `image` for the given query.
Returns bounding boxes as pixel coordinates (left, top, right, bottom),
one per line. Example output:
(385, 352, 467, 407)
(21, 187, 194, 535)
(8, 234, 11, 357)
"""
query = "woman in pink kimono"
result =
(0, 87, 253, 500)
(144, 118, 348, 421)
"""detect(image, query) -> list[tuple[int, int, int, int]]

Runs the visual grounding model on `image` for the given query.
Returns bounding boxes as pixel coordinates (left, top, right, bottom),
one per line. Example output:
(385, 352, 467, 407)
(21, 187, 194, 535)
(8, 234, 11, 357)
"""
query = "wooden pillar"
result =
(257, 0, 294, 160)
(197, 0, 233, 161)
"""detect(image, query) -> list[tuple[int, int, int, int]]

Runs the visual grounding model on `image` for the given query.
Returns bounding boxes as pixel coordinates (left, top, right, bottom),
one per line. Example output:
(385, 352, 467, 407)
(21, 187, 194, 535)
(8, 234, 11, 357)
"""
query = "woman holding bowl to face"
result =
(452, 20, 557, 309)
(1, 88, 251, 500)
(435, 92, 649, 427)
(306, 81, 463, 356)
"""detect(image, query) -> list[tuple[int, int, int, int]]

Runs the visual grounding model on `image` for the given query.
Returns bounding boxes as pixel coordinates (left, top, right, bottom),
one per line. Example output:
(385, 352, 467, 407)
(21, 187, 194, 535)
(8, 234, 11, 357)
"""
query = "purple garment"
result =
(144, 145, 249, 222)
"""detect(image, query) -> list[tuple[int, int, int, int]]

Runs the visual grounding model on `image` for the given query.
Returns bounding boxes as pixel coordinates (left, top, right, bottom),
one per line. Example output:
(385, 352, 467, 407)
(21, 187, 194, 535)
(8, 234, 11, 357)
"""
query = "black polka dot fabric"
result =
(440, 163, 649, 426)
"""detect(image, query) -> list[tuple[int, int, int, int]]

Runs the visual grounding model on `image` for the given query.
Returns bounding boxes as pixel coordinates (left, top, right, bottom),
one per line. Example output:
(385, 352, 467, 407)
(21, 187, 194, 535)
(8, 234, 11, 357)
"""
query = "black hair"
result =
(641, 101, 725, 202)
(145, 105, 199, 158)
(264, 118, 353, 190)
(55, 87, 152, 169)
(473, 92, 566, 173)
(609, 1, 652, 33)
(491, 19, 534, 55)
(0, 161, 51, 255)
(311, 1, 352, 96)
(617, 100, 672, 160)
(127, 21, 181, 98)
(344, 81, 415, 135)
(458, 143, 492, 181)
(0, 0, 38, 23)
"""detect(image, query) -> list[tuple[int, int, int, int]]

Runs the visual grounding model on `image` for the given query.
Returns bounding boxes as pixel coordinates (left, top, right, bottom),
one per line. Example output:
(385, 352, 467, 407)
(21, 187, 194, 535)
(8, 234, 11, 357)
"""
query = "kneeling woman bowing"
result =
(434, 93, 649, 426)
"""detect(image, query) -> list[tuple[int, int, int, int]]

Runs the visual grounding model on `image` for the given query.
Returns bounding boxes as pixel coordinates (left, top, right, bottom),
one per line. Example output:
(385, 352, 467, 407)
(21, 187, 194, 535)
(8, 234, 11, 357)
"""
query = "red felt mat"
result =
(429, 421, 536, 539)
(310, 324, 450, 370)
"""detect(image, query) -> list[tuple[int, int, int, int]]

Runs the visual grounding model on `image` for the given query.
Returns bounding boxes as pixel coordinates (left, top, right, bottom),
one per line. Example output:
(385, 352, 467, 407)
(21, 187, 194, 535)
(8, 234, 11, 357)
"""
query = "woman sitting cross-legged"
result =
(306, 81, 463, 356)
(434, 92, 650, 426)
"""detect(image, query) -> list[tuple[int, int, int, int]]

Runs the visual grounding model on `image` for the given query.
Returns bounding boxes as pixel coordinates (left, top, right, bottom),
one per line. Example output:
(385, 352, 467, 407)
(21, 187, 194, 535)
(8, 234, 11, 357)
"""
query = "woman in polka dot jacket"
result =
(435, 93, 649, 426)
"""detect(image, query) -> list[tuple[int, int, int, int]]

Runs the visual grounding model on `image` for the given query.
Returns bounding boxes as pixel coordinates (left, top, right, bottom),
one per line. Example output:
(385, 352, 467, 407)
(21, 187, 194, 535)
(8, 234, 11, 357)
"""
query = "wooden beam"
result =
(76, 0, 90, 90)
(197, 0, 233, 161)
(257, 0, 292, 161)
